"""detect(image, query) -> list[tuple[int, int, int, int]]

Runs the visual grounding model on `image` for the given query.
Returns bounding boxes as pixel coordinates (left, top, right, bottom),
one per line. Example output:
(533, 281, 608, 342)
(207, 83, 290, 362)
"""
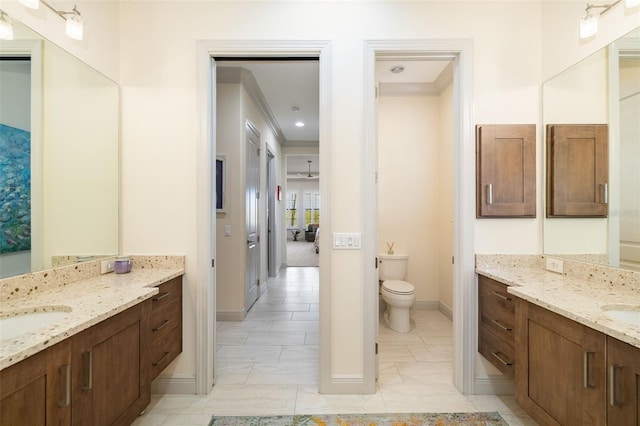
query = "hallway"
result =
(133, 267, 536, 425)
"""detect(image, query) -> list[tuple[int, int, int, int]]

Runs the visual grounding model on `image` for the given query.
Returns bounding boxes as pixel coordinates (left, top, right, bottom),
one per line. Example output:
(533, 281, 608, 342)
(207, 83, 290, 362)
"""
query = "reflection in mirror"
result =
(0, 16, 119, 279)
(543, 27, 640, 271)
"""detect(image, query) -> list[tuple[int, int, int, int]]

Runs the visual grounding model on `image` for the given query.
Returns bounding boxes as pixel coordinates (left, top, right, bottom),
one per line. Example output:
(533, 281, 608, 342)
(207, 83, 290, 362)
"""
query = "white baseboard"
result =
(412, 300, 439, 310)
(151, 374, 197, 395)
(319, 375, 370, 394)
(216, 309, 245, 321)
(474, 375, 515, 395)
(439, 302, 453, 320)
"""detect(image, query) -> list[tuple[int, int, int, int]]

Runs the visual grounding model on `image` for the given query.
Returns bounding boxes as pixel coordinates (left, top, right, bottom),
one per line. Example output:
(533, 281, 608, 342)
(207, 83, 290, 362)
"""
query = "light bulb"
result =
(0, 15, 13, 40)
(295, 121, 305, 127)
(18, 0, 40, 9)
(65, 13, 83, 40)
(579, 14, 598, 39)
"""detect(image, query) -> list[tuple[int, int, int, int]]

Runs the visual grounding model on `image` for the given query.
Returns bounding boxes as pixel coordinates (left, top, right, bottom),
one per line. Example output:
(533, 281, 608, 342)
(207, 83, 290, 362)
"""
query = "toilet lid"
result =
(382, 280, 414, 295)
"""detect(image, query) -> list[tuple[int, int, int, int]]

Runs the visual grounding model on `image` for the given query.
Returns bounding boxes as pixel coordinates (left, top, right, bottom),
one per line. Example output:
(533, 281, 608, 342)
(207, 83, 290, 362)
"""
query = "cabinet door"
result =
(72, 302, 151, 426)
(476, 124, 536, 217)
(607, 337, 640, 425)
(546, 124, 608, 217)
(0, 340, 71, 426)
(515, 299, 606, 425)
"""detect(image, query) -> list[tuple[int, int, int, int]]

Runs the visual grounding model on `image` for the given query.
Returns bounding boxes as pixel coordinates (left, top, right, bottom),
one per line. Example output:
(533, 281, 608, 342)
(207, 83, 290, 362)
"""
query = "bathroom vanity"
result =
(0, 257, 184, 425)
(476, 257, 640, 425)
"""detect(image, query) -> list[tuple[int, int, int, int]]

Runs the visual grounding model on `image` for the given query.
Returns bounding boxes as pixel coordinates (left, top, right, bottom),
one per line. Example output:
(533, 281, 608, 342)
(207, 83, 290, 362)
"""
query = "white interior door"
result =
(245, 121, 260, 310)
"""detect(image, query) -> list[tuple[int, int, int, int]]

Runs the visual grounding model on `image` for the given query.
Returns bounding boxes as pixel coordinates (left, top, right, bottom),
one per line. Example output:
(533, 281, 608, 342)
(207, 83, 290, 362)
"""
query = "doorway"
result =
(363, 40, 475, 394)
(195, 41, 331, 394)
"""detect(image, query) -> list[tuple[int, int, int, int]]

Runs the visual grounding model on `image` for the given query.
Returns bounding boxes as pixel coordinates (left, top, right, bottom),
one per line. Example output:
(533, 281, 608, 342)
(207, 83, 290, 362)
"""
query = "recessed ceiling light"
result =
(295, 121, 305, 127)
(390, 65, 405, 74)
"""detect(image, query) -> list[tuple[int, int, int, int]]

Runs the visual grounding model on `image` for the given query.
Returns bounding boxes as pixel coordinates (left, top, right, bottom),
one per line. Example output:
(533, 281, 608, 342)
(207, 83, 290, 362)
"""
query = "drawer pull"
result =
(491, 351, 513, 366)
(609, 364, 623, 406)
(58, 364, 70, 407)
(153, 351, 170, 367)
(491, 319, 512, 332)
(584, 351, 594, 388)
(81, 351, 93, 390)
(153, 292, 171, 302)
(491, 291, 511, 301)
(153, 320, 170, 332)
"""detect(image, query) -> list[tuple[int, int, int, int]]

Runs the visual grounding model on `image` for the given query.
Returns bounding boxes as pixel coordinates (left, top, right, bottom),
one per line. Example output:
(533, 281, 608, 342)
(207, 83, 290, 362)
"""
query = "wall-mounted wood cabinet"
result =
(476, 124, 536, 218)
(546, 124, 608, 217)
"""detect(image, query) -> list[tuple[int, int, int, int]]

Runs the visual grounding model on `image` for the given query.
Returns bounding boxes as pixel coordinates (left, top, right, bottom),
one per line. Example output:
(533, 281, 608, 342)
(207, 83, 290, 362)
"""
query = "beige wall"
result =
(378, 92, 448, 304)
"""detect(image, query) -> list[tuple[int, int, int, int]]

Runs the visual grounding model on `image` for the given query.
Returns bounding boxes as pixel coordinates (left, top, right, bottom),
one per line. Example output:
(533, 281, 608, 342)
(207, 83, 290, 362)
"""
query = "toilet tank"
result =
(378, 254, 408, 280)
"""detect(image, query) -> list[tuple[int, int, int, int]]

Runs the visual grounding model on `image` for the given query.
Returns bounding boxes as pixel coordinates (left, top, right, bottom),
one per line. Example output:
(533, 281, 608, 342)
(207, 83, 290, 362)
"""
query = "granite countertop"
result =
(475, 266, 640, 349)
(0, 268, 183, 370)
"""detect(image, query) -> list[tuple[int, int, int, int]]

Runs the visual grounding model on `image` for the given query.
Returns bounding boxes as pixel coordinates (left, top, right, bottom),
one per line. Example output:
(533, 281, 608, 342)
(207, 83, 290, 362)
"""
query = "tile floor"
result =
(133, 267, 537, 425)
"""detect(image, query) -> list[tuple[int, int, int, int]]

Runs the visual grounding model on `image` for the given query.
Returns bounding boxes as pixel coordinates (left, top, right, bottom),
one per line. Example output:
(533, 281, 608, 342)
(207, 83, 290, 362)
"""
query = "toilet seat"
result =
(382, 280, 414, 295)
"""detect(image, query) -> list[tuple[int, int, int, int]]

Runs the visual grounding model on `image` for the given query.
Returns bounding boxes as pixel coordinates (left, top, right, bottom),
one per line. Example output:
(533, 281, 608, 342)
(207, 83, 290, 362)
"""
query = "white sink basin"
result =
(602, 306, 640, 327)
(0, 309, 71, 340)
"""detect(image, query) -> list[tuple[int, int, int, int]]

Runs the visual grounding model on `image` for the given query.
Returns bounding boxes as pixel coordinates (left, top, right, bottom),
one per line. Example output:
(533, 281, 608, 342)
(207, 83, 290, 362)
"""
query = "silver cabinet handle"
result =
(584, 351, 594, 388)
(602, 183, 608, 204)
(491, 351, 512, 366)
(486, 184, 493, 204)
(609, 364, 623, 406)
(58, 364, 70, 407)
(153, 292, 171, 302)
(491, 291, 511, 301)
(491, 319, 512, 332)
(153, 319, 170, 332)
(153, 351, 170, 367)
(82, 351, 93, 390)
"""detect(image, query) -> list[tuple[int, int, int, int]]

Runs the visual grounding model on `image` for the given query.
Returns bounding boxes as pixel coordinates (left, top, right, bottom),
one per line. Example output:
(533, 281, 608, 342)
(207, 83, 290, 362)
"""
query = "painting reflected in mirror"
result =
(0, 17, 119, 279)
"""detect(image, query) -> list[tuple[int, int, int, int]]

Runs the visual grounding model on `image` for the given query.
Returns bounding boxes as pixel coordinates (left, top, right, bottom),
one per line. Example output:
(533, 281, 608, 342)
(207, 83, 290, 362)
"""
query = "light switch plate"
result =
(332, 233, 362, 249)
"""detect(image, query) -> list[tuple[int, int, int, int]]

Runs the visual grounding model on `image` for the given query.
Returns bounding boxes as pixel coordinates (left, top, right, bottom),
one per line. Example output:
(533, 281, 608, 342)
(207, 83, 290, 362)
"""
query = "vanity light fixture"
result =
(18, 0, 84, 40)
(579, 0, 638, 39)
(18, 0, 40, 10)
(0, 12, 13, 40)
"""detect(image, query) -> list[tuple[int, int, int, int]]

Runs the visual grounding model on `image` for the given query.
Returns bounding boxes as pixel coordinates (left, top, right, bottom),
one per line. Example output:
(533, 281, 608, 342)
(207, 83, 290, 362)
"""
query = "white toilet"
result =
(379, 253, 415, 332)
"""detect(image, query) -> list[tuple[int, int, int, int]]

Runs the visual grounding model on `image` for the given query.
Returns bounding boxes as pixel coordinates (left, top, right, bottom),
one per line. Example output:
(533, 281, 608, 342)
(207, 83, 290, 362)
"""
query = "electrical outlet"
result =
(545, 257, 564, 274)
(100, 259, 115, 274)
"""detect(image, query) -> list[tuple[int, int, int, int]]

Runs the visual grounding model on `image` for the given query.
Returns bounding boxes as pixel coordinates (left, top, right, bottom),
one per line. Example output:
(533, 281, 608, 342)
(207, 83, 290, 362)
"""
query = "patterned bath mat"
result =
(209, 412, 508, 425)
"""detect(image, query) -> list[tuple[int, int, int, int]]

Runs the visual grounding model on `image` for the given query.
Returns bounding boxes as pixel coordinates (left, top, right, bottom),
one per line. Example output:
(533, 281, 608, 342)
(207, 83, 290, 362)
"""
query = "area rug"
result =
(286, 240, 319, 267)
(209, 412, 508, 425)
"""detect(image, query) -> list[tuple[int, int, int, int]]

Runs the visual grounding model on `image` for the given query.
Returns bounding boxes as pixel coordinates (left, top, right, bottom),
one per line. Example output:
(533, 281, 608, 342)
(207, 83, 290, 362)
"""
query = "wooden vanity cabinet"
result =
(515, 299, 607, 425)
(0, 340, 71, 425)
(607, 337, 640, 425)
(149, 276, 183, 379)
(477, 275, 516, 380)
(71, 301, 151, 426)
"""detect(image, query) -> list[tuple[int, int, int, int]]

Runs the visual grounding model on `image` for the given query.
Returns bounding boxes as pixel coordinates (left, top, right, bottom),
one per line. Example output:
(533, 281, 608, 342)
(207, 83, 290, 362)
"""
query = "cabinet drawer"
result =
(478, 276, 515, 344)
(479, 325, 515, 380)
(150, 300, 180, 345)
(150, 325, 182, 380)
(151, 277, 181, 313)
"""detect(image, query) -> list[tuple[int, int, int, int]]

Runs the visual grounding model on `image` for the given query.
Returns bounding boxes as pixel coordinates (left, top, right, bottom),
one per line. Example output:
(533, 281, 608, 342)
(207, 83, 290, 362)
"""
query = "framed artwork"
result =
(216, 155, 226, 212)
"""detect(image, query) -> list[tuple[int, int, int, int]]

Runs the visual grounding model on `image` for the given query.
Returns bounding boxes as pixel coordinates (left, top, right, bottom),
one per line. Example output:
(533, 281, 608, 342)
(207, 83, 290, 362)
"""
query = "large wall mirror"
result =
(543, 27, 640, 271)
(0, 16, 119, 279)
